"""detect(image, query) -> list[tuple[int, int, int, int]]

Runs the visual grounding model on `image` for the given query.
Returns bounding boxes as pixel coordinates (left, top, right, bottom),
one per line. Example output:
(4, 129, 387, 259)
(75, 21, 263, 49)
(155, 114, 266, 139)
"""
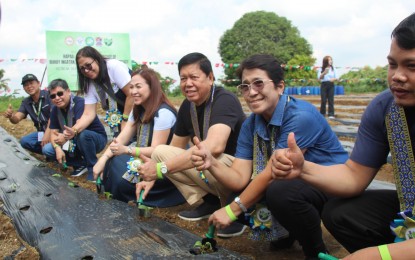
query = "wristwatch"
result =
(234, 196, 248, 213)
(160, 162, 168, 175)
(127, 146, 133, 155)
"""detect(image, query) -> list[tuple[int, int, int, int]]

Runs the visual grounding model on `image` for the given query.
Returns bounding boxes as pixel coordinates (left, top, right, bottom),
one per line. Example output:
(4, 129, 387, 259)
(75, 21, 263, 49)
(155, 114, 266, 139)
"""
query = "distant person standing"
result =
(317, 56, 338, 119)
(3, 74, 52, 154)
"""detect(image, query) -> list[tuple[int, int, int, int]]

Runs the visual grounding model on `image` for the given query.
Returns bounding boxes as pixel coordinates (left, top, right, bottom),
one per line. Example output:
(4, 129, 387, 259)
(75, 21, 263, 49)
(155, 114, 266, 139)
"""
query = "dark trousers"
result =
(266, 179, 332, 258)
(103, 154, 185, 208)
(320, 81, 335, 116)
(321, 189, 399, 253)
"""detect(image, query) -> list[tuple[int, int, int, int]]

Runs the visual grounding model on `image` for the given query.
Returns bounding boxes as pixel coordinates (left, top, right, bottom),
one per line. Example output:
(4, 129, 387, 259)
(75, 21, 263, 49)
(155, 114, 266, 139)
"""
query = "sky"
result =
(0, 0, 413, 95)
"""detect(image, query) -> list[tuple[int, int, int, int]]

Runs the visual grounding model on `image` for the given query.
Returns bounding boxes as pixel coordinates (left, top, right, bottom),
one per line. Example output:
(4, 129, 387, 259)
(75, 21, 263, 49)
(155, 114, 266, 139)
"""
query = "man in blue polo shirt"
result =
(4, 74, 52, 154)
(42, 79, 107, 180)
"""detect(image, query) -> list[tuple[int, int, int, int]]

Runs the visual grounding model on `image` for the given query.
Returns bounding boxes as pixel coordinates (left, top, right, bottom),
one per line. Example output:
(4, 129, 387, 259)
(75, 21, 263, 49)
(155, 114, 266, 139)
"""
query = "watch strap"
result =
(234, 197, 248, 213)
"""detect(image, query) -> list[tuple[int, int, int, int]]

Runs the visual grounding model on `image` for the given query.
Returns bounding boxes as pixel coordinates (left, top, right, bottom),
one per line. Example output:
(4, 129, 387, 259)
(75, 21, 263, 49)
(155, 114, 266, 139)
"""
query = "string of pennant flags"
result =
(0, 59, 386, 90)
(0, 58, 366, 71)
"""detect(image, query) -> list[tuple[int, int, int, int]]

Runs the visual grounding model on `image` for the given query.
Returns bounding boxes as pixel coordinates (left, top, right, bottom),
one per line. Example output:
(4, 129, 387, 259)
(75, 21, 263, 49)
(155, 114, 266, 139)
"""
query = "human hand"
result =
(52, 131, 66, 146)
(4, 104, 13, 118)
(109, 137, 126, 155)
(93, 156, 109, 180)
(137, 154, 158, 182)
(41, 132, 50, 147)
(271, 132, 304, 180)
(55, 147, 66, 164)
(63, 125, 75, 140)
(208, 207, 234, 230)
(136, 180, 156, 201)
(191, 136, 212, 171)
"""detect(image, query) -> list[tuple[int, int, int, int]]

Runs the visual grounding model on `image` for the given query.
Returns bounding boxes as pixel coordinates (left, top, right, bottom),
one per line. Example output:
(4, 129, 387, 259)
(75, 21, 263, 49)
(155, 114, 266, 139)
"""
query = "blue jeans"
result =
(20, 132, 43, 154)
(43, 130, 107, 170)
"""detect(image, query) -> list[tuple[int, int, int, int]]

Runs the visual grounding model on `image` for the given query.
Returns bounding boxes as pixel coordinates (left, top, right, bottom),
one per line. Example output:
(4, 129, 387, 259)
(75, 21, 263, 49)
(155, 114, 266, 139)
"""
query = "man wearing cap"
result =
(3, 74, 52, 154)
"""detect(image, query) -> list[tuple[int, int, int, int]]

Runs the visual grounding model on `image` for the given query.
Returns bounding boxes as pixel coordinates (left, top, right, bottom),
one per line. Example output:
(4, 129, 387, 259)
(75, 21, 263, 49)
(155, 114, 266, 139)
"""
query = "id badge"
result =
(62, 141, 70, 151)
(37, 131, 44, 142)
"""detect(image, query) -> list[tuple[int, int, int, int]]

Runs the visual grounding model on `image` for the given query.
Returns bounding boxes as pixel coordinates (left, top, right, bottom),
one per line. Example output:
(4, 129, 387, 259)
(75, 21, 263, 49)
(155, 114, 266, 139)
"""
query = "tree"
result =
(0, 69, 10, 92)
(340, 65, 388, 93)
(218, 11, 313, 84)
(284, 54, 316, 87)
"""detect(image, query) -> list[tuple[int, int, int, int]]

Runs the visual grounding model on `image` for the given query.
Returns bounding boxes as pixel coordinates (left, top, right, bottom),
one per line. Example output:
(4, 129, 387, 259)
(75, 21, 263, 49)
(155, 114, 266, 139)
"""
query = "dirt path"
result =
(0, 94, 394, 259)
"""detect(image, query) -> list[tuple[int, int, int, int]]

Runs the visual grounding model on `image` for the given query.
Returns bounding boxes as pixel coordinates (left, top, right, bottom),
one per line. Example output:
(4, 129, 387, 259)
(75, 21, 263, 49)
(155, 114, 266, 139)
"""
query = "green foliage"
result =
(284, 55, 317, 87)
(219, 11, 313, 83)
(0, 96, 23, 112)
(0, 69, 10, 91)
(340, 65, 388, 93)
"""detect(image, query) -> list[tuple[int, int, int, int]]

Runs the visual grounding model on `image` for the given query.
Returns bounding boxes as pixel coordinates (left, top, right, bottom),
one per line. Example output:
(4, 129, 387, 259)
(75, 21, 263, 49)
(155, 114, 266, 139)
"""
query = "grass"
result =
(0, 96, 24, 111)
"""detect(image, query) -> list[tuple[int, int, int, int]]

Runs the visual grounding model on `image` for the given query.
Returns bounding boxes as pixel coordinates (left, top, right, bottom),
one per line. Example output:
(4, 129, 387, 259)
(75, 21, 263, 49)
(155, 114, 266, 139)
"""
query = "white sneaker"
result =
(328, 116, 335, 119)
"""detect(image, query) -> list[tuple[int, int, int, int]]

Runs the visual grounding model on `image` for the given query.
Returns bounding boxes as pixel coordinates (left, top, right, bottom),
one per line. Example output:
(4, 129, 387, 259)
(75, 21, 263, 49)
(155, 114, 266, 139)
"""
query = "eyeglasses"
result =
(79, 60, 95, 73)
(237, 79, 273, 96)
(49, 91, 65, 100)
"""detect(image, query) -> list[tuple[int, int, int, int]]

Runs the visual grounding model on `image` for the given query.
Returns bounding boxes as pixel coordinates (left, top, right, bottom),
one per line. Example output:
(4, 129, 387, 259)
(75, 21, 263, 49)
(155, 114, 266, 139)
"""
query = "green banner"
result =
(46, 31, 131, 91)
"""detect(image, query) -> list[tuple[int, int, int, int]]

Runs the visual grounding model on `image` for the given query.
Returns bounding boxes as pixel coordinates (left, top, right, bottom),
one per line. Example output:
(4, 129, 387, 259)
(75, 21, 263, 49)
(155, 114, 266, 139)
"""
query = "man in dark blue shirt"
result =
(4, 74, 52, 154)
(42, 79, 107, 181)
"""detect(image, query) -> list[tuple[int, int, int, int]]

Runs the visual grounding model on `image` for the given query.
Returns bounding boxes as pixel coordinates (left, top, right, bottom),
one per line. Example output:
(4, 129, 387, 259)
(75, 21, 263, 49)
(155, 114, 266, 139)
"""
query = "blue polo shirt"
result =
(235, 94, 348, 165)
(18, 89, 52, 131)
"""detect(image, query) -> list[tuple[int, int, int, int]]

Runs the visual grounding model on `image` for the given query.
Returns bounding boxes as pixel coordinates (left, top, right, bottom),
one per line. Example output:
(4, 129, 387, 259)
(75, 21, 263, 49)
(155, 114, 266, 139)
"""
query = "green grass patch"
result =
(0, 96, 24, 112)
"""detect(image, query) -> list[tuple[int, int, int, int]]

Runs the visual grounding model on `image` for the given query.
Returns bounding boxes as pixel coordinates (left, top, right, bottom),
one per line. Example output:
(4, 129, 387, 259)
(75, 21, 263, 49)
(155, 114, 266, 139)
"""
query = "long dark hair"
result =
(75, 46, 111, 95)
(131, 68, 177, 124)
(321, 56, 333, 73)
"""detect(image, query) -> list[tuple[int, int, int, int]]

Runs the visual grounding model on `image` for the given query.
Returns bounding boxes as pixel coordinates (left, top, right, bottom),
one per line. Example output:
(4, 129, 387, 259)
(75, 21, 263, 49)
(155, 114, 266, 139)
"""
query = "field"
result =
(0, 94, 394, 259)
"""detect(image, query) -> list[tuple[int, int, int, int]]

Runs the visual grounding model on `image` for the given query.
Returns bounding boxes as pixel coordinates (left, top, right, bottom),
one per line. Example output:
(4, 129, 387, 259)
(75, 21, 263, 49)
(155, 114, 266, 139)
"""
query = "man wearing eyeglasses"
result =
(4, 74, 52, 155)
(42, 79, 107, 180)
(191, 54, 348, 259)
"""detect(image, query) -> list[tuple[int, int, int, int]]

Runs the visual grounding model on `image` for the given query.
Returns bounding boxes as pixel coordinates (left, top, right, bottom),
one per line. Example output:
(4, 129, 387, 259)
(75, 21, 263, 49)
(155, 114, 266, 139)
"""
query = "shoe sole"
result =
(178, 214, 211, 221)
(71, 168, 88, 177)
(217, 225, 247, 238)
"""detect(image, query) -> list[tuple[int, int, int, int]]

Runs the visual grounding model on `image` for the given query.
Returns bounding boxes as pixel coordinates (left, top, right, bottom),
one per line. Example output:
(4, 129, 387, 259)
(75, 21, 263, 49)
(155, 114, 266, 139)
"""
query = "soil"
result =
(0, 94, 394, 259)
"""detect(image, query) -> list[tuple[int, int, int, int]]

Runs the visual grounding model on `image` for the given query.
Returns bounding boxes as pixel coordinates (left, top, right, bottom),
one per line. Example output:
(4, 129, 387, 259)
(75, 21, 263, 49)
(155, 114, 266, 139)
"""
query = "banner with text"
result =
(46, 31, 131, 91)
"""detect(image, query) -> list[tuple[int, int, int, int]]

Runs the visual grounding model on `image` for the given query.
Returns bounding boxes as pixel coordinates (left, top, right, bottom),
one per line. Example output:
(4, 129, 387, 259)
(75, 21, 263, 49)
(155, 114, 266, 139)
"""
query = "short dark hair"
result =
(48, 79, 69, 92)
(178, 52, 213, 78)
(236, 54, 284, 84)
(391, 13, 415, 50)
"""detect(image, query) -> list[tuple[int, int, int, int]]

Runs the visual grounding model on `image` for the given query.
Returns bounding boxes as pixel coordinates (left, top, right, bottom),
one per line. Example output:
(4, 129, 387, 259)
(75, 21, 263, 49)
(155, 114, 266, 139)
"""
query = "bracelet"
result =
(52, 143, 60, 149)
(156, 162, 164, 180)
(122, 114, 129, 119)
(72, 127, 79, 136)
(378, 245, 392, 260)
(225, 205, 238, 221)
(135, 147, 140, 158)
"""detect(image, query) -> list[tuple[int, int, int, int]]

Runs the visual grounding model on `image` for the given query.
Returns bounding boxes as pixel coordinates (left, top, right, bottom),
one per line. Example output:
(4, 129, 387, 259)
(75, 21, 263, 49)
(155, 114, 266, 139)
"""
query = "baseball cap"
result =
(21, 74, 38, 85)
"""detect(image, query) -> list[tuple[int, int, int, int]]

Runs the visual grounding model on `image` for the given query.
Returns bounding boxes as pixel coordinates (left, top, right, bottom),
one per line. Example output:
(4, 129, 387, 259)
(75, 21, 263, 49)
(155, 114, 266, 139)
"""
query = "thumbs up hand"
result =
(4, 104, 13, 118)
(271, 132, 304, 180)
(191, 136, 212, 171)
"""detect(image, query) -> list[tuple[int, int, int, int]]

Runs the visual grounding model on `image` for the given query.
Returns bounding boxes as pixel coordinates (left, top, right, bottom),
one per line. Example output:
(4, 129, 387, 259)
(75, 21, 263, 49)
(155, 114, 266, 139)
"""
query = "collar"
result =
(253, 94, 290, 141)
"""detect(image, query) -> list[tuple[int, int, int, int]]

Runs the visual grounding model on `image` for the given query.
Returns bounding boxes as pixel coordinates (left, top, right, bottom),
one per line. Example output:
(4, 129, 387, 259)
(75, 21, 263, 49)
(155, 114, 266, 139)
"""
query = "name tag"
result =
(37, 131, 44, 142)
(62, 141, 70, 151)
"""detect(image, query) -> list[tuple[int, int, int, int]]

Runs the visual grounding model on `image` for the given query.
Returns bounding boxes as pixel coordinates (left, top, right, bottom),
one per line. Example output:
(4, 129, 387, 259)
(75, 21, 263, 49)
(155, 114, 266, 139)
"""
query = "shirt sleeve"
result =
(84, 84, 100, 105)
(153, 108, 176, 131)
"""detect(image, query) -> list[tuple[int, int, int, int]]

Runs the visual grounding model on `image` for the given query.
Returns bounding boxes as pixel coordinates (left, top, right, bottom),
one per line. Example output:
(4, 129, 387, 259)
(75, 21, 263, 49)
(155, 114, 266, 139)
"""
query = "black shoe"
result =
(269, 235, 295, 250)
(217, 222, 247, 238)
(71, 166, 87, 177)
(178, 201, 220, 221)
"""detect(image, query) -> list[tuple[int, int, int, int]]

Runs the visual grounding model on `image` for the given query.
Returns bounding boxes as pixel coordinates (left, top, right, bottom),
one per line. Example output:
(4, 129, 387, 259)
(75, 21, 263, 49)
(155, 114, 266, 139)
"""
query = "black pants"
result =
(266, 179, 332, 258)
(320, 81, 335, 116)
(321, 189, 399, 253)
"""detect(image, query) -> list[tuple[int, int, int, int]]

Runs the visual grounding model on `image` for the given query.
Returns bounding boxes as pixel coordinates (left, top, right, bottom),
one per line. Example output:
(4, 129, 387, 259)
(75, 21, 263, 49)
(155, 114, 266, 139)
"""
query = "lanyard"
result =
(190, 86, 215, 141)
